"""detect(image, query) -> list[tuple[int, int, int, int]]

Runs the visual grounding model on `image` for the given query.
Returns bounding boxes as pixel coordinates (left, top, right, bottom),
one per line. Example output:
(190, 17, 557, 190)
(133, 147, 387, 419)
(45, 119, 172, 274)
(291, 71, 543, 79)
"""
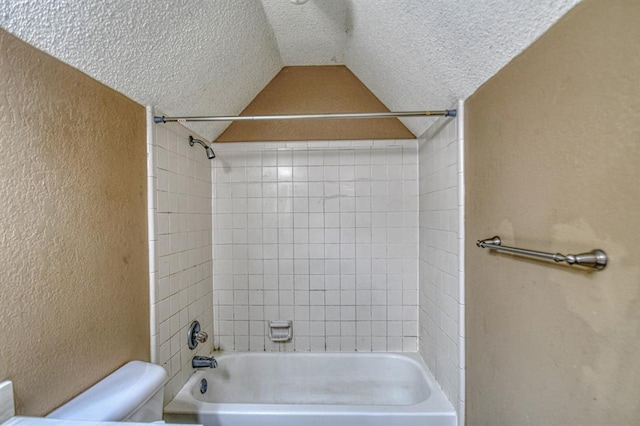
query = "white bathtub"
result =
(164, 352, 456, 426)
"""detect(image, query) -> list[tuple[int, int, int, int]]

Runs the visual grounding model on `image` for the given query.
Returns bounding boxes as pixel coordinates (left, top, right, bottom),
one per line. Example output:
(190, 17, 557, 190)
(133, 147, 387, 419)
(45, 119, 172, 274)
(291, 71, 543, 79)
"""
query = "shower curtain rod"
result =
(154, 109, 457, 124)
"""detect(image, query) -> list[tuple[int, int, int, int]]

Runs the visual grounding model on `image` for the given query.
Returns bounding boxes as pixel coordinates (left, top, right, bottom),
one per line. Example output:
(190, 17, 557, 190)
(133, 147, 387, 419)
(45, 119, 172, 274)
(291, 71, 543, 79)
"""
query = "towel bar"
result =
(476, 236, 607, 270)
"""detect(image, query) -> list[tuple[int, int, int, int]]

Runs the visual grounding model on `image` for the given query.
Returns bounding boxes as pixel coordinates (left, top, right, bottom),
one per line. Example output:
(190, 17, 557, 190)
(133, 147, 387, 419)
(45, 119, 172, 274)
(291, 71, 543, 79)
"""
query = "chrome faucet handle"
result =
(195, 330, 208, 344)
(188, 321, 208, 350)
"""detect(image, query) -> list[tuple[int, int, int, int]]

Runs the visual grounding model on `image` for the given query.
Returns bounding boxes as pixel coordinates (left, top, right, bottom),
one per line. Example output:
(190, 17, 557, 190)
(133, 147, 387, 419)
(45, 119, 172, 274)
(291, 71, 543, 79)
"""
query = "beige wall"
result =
(216, 66, 415, 141)
(465, 1, 640, 425)
(0, 30, 149, 415)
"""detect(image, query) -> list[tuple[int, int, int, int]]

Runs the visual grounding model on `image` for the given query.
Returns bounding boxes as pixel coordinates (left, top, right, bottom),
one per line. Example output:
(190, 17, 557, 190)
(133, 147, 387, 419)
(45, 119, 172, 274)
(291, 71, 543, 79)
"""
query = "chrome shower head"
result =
(189, 136, 215, 160)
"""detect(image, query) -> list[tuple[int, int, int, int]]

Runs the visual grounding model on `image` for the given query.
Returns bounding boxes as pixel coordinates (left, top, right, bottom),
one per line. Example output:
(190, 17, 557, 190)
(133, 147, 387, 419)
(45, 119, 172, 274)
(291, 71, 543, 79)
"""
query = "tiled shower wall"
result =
(211, 140, 418, 352)
(417, 101, 465, 426)
(147, 115, 465, 415)
(147, 112, 214, 402)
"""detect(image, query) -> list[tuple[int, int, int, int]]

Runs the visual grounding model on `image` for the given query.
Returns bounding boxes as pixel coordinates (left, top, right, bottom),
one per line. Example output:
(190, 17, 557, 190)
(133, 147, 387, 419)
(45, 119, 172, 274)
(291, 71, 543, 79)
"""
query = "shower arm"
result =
(189, 136, 207, 149)
(188, 136, 216, 159)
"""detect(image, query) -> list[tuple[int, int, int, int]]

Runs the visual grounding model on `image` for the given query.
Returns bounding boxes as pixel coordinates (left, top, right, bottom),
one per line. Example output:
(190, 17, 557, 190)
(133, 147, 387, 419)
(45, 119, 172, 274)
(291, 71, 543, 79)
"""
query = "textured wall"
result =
(417, 106, 465, 425)
(465, 1, 640, 424)
(210, 140, 418, 353)
(0, 30, 148, 415)
(216, 66, 414, 142)
(148, 121, 214, 403)
(1, 0, 283, 141)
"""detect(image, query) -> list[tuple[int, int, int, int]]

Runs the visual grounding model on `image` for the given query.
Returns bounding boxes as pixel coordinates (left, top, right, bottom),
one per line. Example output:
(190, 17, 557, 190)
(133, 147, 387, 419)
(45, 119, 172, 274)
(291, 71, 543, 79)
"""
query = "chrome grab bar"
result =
(476, 236, 607, 270)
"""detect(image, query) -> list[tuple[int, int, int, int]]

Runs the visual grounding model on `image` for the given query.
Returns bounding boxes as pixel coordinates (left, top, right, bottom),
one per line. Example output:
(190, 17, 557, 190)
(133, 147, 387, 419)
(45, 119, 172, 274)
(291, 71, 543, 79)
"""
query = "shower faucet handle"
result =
(187, 320, 208, 349)
(195, 330, 208, 344)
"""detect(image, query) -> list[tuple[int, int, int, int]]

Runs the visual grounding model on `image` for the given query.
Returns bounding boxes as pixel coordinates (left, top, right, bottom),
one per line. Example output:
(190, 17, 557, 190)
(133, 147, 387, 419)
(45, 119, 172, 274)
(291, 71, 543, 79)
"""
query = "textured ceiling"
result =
(263, 0, 582, 136)
(1, 0, 581, 140)
(261, 0, 349, 65)
(0, 0, 283, 139)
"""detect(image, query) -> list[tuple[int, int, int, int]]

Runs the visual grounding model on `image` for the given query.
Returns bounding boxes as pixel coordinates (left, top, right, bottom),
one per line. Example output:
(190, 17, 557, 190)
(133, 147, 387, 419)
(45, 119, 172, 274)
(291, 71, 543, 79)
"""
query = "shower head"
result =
(206, 146, 216, 159)
(188, 136, 215, 160)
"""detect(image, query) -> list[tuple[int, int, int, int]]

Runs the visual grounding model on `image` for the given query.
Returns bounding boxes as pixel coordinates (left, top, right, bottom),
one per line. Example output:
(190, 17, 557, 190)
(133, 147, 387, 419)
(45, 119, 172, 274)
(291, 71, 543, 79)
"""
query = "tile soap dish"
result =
(269, 320, 293, 342)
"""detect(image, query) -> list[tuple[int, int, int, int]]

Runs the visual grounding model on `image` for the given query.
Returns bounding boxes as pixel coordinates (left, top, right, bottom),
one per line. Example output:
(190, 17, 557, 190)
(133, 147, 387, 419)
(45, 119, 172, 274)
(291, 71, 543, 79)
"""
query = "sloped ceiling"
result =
(0, 0, 283, 139)
(261, 0, 349, 65)
(262, 0, 581, 136)
(1, 0, 580, 140)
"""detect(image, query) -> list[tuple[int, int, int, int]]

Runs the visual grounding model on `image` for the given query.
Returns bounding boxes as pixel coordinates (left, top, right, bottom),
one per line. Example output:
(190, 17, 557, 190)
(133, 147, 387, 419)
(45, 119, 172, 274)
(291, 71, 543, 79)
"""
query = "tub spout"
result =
(192, 356, 218, 369)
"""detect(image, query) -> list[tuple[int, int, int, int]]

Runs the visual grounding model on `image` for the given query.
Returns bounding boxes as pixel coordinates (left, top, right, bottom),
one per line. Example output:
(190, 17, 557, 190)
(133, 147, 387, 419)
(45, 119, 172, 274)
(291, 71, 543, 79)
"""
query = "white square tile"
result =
(198, 141, 460, 370)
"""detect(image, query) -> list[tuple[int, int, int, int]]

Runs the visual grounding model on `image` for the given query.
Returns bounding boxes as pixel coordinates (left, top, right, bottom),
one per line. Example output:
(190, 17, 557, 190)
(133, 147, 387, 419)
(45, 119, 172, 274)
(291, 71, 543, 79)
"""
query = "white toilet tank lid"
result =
(47, 360, 167, 421)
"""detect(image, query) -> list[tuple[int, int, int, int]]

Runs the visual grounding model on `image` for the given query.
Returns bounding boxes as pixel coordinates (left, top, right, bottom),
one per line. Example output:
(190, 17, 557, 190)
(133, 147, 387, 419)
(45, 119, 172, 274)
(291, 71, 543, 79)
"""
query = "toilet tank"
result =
(47, 361, 167, 422)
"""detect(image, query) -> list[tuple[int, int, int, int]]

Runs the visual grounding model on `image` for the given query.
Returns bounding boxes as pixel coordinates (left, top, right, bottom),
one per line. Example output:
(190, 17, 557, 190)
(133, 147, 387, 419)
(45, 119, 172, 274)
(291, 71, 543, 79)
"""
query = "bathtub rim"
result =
(164, 352, 456, 418)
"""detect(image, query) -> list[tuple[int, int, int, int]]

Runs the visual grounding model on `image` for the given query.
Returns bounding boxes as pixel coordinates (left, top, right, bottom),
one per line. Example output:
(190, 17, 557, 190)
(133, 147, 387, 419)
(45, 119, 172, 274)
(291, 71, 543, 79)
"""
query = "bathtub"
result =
(164, 352, 456, 426)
